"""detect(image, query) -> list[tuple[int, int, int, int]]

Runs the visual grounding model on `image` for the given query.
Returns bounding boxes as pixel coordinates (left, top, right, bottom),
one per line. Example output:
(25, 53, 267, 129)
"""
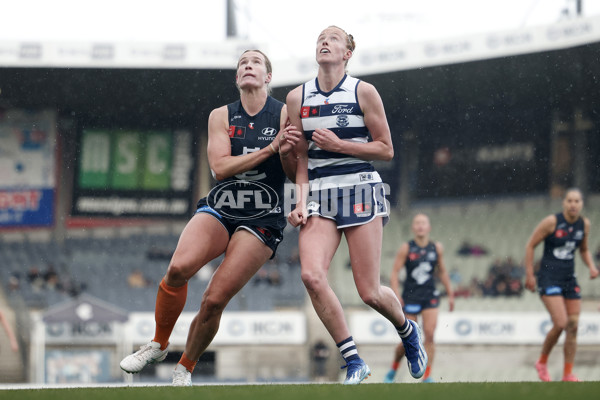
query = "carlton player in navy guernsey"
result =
(286, 25, 427, 384)
(120, 50, 301, 386)
(385, 213, 454, 383)
(525, 188, 598, 382)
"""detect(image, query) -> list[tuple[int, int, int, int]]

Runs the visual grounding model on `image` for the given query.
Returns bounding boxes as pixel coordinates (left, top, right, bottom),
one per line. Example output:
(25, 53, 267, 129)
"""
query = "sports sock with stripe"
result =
(337, 336, 360, 363)
(396, 319, 413, 339)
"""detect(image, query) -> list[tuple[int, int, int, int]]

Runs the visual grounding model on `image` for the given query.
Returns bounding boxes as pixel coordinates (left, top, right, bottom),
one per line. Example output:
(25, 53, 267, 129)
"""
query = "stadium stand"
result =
(0, 290, 25, 382)
(330, 194, 600, 308)
(1, 194, 599, 314)
(0, 226, 305, 313)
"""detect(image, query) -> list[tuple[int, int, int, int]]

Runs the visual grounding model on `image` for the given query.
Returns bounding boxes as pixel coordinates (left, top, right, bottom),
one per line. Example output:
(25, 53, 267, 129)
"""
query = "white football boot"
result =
(120, 341, 168, 373)
(172, 363, 192, 386)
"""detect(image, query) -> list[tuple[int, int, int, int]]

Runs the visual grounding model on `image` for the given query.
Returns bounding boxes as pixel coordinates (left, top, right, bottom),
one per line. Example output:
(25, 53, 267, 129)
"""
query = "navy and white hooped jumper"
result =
(300, 75, 388, 228)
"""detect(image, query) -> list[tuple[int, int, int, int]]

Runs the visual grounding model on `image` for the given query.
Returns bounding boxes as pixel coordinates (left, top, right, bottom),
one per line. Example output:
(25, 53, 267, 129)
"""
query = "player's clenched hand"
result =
(288, 204, 307, 227)
(590, 265, 599, 280)
(525, 273, 536, 292)
(277, 121, 302, 156)
(311, 128, 341, 152)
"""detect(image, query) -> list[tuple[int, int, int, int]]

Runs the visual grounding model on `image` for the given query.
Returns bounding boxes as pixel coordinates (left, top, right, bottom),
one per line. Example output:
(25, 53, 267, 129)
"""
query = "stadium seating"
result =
(0, 228, 305, 312)
(332, 194, 600, 308)
(1, 194, 599, 313)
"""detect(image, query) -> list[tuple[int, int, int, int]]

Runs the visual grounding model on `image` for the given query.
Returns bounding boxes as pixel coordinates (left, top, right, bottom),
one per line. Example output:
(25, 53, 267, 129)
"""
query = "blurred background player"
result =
(120, 49, 300, 386)
(525, 188, 599, 382)
(384, 213, 454, 383)
(286, 25, 427, 384)
(0, 308, 19, 354)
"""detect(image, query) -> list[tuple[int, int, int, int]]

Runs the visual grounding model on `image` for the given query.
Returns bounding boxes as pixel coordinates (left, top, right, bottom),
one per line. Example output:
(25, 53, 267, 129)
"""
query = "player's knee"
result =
(201, 292, 228, 316)
(423, 331, 435, 344)
(566, 317, 579, 334)
(166, 261, 191, 284)
(301, 270, 327, 293)
(553, 319, 568, 331)
(358, 289, 381, 309)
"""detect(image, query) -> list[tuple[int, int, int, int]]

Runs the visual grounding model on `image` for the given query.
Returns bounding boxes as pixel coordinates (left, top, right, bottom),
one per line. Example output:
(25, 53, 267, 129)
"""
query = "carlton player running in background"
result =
(525, 188, 598, 382)
(384, 213, 454, 383)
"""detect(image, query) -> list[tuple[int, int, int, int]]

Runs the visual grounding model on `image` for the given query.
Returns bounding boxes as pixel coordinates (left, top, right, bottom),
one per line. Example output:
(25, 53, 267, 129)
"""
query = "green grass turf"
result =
(2, 382, 600, 400)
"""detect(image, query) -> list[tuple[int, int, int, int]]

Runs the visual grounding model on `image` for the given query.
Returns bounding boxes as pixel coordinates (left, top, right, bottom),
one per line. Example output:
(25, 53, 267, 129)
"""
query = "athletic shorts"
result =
(305, 182, 389, 229)
(536, 274, 581, 299)
(402, 295, 440, 315)
(195, 200, 283, 259)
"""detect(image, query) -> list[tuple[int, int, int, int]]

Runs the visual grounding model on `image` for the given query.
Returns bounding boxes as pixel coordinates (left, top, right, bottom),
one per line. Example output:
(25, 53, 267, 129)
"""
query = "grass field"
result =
(2, 382, 600, 400)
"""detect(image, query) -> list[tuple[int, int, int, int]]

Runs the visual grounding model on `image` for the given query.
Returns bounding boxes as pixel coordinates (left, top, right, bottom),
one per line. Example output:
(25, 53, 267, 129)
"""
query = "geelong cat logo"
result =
(208, 180, 278, 220)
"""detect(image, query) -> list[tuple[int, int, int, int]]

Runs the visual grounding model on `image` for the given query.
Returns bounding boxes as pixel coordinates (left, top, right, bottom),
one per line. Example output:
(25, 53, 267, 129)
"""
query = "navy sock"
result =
(337, 336, 360, 363)
(397, 319, 413, 339)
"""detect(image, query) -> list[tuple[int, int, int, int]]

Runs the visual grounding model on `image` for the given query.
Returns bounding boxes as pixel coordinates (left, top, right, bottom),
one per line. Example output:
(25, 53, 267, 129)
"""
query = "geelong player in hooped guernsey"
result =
(299, 75, 387, 227)
(525, 188, 598, 382)
(301, 75, 375, 182)
(286, 25, 427, 385)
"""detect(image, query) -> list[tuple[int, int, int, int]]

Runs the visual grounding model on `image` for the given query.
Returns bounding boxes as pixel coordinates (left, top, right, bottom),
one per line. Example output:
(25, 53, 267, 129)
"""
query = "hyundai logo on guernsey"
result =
(258, 127, 278, 141)
(208, 180, 279, 220)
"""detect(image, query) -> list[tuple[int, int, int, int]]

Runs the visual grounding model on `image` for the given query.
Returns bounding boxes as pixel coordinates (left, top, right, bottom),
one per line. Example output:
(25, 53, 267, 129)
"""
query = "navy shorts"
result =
(306, 182, 389, 229)
(195, 201, 283, 259)
(402, 295, 440, 315)
(536, 274, 581, 299)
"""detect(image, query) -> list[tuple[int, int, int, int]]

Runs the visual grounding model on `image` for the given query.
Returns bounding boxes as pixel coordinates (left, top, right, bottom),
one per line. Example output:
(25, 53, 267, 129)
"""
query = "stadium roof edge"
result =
(270, 15, 600, 87)
(1, 16, 599, 88)
(0, 39, 263, 71)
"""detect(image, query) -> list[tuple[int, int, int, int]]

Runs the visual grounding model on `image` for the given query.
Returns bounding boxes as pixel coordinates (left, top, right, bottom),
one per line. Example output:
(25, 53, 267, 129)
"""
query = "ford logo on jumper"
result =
(208, 180, 279, 220)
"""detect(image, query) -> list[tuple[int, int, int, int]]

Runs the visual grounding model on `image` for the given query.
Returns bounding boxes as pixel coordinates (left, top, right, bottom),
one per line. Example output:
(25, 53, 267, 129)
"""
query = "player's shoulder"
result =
(355, 78, 378, 93)
(356, 79, 382, 106)
(210, 104, 228, 116)
(286, 85, 303, 102)
(583, 216, 591, 228)
(208, 104, 229, 123)
(538, 214, 558, 234)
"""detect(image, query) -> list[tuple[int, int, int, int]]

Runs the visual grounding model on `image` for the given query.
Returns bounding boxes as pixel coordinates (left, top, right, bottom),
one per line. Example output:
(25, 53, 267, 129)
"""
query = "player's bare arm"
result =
(580, 218, 599, 279)
(524, 215, 556, 291)
(435, 241, 454, 311)
(390, 242, 409, 300)
(310, 81, 393, 161)
(286, 86, 309, 227)
(207, 106, 279, 181)
(278, 105, 302, 182)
